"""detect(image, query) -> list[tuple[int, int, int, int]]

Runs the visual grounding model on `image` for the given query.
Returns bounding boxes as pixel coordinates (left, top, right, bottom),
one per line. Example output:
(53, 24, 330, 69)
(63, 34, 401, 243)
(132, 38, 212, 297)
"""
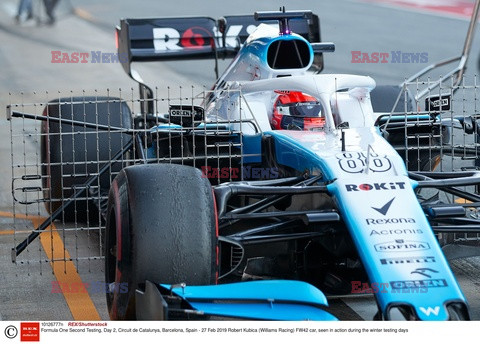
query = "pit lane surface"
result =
(1, 0, 480, 321)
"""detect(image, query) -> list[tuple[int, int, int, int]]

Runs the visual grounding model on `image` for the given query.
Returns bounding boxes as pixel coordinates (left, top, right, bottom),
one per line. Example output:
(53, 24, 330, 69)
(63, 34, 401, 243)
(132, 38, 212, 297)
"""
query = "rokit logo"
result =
(380, 256, 436, 265)
(152, 24, 262, 51)
(153, 27, 215, 51)
(345, 182, 406, 192)
(370, 229, 423, 236)
(374, 239, 430, 252)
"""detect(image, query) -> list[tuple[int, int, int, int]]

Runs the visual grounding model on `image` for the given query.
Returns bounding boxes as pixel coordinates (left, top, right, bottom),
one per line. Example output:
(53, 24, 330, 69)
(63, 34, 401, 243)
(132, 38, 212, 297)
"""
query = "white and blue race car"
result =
(9, 8, 480, 321)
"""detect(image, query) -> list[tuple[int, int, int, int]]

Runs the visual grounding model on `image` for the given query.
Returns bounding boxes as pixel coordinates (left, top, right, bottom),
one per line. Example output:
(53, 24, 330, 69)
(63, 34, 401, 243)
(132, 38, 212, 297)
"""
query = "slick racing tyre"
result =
(105, 164, 218, 320)
(41, 97, 132, 222)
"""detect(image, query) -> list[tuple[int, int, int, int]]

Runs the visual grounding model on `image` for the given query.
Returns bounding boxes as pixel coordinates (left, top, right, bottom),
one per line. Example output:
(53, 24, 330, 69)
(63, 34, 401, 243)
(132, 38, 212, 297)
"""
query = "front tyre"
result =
(105, 164, 217, 320)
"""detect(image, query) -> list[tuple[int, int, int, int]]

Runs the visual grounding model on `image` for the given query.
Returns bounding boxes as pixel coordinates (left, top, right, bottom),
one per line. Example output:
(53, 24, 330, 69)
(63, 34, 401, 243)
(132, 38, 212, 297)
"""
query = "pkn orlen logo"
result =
(4, 325, 18, 339)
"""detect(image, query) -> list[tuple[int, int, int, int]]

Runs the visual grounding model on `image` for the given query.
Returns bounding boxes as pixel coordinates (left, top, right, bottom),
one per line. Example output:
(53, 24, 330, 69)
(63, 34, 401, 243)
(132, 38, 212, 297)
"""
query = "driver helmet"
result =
(271, 90, 325, 130)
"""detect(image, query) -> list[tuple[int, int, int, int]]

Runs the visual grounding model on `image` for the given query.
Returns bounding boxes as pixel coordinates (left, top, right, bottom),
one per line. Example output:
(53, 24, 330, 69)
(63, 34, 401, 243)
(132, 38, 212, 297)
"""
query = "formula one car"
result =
(8, 7, 480, 321)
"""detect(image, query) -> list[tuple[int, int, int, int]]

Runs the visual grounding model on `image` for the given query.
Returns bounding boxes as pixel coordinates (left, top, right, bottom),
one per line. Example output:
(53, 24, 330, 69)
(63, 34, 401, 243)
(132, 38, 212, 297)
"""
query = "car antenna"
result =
(255, 8, 312, 36)
(278, 6, 291, 35)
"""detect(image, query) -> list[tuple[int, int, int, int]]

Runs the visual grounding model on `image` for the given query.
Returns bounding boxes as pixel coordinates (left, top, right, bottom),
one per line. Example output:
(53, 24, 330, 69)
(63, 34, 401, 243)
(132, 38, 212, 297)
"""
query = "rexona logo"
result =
(366, 218, 416, 225)
(390, 279, 448, 289)
(380, 256, 436, 265)
(370, 229, 422, 236)
(374, 239, 430, 252)
(345, 182, 406, 192)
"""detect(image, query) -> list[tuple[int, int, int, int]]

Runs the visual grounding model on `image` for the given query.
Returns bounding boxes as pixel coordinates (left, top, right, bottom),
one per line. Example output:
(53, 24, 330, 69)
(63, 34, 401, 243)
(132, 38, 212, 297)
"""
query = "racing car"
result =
(8, 7, 480, 321)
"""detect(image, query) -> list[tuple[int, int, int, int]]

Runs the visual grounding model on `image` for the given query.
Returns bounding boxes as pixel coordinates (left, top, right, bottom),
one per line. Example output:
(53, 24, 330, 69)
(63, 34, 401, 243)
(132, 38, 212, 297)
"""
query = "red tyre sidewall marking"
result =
(212, 188, 219, 284)
(111, 179, 122, 316)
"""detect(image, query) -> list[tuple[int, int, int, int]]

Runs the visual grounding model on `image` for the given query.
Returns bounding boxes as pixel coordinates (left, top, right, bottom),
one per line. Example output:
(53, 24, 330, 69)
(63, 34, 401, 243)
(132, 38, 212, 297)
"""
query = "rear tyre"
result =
(41, 97, 132, 222)
(105, 164, 217, 320)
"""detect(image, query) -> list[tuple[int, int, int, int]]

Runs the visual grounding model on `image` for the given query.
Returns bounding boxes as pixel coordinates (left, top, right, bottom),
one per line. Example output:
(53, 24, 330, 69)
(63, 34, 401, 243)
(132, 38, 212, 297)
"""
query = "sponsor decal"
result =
(366, 217, 416, 225)
(371, 197, 395, 215)
(411, 268, 439, 278)
(351, 281, 427, 294)
(419, 306, 441, 317)
(429, 98, 449, 109)
(374, 239, 430, 252)
(153, 27, 212, 51)
(336, 152, 391, 174)
(180, 26, 214, 49)
(152, 24, 258, 51)
(425, 95, 451, 112)
(380, 256, 436, 265)
(351, 51, 428, 63)
(369, 228, 422, 236)
(345, 182, 406, 192)
(20, 323, 40, 342)
(4, 325, 18, 339)
(390, 279, 448, 289)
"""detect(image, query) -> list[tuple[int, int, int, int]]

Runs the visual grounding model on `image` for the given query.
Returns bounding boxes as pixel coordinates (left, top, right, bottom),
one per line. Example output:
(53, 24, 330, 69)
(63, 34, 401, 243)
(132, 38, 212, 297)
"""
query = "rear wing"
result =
(116, 13, 322, 79)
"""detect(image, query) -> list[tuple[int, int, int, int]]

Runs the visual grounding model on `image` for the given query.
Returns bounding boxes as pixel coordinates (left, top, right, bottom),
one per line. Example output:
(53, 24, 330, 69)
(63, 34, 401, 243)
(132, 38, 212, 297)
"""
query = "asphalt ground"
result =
(0, 0, 480, 321)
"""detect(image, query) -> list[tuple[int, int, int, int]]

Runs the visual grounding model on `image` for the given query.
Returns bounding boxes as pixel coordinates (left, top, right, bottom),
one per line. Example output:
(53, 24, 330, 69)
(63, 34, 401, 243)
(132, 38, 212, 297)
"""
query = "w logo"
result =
(419, 306, 440, 316)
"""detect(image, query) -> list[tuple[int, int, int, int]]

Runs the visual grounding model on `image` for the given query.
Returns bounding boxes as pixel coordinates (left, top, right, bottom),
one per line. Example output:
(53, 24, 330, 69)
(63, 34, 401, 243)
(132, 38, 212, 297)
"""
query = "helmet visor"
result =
(278, 102, 323, 118)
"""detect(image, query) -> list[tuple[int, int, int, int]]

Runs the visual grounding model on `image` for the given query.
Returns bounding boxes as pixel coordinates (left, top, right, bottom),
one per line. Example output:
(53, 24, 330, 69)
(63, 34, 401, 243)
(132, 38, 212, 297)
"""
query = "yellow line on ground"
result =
(0, 230, 15, 235)
(32, 218, 101, 321)
(0, 210, 42, 220)
(73, 8, 96, 22)
(455, 198, 473, 204)
(0, 209, 101, 320)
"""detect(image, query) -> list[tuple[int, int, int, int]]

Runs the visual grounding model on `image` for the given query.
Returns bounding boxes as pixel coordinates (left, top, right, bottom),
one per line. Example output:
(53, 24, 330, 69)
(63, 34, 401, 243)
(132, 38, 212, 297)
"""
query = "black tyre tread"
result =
(105, 164, 216, 320)
(41, 96, 131, 220)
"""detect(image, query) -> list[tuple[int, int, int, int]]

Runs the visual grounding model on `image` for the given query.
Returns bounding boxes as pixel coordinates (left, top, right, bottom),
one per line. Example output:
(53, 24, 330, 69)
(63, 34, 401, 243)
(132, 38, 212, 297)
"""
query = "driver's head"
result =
(271, 91, 325, 130)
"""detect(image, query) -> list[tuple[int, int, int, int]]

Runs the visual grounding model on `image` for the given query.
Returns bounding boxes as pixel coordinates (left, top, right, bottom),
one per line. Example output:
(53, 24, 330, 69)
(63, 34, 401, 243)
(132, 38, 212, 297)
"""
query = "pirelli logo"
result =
(380, 256, 436, 265)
